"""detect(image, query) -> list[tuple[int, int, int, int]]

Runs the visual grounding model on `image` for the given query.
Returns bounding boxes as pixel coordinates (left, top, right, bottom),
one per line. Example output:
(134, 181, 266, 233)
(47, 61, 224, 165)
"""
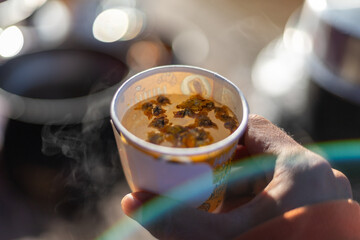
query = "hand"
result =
(121, 114, 352, 240)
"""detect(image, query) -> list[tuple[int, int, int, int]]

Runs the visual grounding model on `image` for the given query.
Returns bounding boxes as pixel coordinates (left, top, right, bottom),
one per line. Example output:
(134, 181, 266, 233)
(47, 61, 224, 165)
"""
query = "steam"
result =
(41, 99, 122, 218)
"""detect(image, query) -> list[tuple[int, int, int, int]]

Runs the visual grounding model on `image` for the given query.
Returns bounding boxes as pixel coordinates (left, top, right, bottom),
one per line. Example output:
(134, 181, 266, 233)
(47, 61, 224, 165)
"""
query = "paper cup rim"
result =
(110, 65, 249, 158)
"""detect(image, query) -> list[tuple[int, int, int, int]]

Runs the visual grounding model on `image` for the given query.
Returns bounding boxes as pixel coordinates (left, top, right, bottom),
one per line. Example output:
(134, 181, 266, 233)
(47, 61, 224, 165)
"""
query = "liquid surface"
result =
(122, 94, 239, 148)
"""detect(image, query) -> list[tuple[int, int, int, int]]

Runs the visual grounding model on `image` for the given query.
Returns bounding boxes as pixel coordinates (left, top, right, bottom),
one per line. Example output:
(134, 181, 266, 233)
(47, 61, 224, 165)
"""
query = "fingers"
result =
(227, 115, 297, 198)
(263, 149, 353, 214)
(122, 191, 269, 240)
(244, 114, 301, 184)
(228, 115, 353, 219)
(122, 192, 233, 240)
(244, 114, 300, 155)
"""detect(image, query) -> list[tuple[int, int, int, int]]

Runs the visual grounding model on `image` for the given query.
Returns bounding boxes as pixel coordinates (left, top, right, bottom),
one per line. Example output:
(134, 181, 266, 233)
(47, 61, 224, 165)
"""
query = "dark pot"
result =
(0, 49, 128, 218)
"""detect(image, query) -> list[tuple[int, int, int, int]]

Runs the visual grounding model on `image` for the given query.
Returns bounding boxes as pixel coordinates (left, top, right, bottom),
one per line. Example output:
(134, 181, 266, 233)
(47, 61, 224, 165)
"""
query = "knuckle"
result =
(332, 169, 353, 198)
(248, 114, 270, 126)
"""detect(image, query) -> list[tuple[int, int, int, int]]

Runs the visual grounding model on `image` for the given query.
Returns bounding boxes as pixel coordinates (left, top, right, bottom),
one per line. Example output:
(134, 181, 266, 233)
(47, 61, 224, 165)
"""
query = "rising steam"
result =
(41, 96, 123, 218)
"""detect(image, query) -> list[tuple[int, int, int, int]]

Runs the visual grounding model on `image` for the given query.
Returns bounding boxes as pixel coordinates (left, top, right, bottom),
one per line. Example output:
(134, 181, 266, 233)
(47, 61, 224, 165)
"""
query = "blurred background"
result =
(0, 0, 359, 239)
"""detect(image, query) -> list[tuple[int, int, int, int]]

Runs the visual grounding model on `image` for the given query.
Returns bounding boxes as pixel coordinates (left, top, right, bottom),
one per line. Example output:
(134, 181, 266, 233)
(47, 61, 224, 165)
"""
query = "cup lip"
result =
(110, 65, 249, 157)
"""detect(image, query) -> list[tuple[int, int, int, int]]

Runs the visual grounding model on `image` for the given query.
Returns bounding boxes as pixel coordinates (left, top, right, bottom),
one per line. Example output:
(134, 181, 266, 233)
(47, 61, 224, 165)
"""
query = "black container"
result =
(0, 49, 128, 218)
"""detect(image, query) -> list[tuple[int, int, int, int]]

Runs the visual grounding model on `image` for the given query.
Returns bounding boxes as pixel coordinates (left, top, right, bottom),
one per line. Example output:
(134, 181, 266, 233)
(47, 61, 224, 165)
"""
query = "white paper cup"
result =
(111, 65, 249, 212)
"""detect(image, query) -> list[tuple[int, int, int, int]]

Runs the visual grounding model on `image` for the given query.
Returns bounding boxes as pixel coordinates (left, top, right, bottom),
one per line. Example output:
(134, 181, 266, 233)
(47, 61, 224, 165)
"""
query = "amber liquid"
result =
(122, 94, 238, 147)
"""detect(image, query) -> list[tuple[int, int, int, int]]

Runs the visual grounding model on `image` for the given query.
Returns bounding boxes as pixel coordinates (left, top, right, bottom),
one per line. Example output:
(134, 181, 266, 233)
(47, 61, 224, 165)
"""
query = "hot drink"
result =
(122, 94, 239, 148)
(111, 65, 249, 212)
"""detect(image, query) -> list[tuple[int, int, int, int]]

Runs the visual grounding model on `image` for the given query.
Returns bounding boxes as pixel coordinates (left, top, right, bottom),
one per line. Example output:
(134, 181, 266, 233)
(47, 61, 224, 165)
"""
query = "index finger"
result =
(226, 115, 301, 203)
(244, 114, 300, 155)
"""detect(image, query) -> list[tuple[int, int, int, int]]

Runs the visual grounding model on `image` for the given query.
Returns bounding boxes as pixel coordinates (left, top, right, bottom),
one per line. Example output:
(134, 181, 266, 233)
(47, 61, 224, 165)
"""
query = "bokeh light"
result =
(283, 28, 312, 54)
(0, 26, 24, 58)
(119, 8, 145, 41)
(0, 0, 47, 27)
(307, 0, 327, 12)
(252, 39, 307, 97)
(93, 8, 130, 43)
(33, 0, 71, 45)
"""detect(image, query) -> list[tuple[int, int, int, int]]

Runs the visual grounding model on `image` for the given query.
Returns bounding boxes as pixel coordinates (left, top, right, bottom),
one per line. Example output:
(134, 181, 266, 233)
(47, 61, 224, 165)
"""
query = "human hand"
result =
(121, 114, 352, 240)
